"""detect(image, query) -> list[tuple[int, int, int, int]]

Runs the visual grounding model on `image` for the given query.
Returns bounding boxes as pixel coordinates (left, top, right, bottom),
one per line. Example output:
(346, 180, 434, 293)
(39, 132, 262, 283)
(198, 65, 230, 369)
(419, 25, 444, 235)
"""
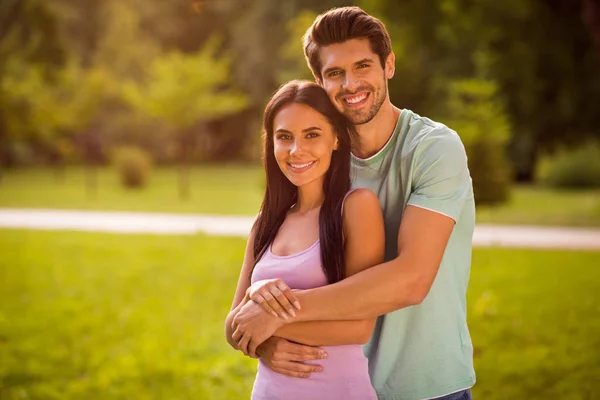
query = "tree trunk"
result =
(178, 133, 193, 201)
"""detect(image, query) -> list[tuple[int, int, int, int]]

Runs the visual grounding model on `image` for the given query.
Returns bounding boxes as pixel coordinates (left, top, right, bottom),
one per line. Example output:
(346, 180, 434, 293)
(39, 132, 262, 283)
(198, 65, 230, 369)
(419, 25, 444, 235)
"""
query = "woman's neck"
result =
(295, 179, 325, 214)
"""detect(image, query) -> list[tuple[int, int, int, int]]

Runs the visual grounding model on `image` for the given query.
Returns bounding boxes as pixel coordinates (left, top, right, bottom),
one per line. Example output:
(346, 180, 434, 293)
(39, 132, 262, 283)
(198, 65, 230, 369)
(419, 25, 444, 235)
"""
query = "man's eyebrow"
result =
(355, 58, 375, 65)
(322, 58, 376, 76)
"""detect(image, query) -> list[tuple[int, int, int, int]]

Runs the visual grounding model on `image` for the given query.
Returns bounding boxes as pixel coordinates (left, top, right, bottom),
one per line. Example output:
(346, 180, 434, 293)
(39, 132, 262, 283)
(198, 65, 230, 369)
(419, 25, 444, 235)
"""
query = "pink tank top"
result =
(250, 193, 377, 400)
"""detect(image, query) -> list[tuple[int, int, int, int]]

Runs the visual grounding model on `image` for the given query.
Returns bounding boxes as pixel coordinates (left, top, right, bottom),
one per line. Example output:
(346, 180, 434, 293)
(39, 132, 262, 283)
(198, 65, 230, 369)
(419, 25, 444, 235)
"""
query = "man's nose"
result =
(342, 71, 360, 92)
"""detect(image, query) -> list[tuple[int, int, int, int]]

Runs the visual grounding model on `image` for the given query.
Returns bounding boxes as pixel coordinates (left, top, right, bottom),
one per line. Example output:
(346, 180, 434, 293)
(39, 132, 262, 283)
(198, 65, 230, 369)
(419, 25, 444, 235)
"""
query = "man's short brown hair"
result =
(303, 6, 392, 81)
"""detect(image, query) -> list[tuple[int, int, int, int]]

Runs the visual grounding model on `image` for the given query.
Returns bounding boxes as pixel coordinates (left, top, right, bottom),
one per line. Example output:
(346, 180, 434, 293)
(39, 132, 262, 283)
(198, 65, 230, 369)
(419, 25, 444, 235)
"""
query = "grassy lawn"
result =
(1, 230, 599, 399)
(1, 166, 600, 226)
(0, 165, 264, 216)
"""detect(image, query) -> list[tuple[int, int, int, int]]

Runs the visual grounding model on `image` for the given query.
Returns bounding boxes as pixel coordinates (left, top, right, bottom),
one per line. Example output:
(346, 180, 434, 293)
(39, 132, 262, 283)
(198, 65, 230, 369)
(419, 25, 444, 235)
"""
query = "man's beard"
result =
(339, 81, 387, 125)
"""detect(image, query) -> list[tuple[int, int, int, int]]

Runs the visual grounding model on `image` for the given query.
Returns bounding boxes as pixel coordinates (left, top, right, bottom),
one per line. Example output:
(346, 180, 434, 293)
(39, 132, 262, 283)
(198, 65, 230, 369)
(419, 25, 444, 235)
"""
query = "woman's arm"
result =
(271, 189, 385, 346)
(224, 227, 257, 348)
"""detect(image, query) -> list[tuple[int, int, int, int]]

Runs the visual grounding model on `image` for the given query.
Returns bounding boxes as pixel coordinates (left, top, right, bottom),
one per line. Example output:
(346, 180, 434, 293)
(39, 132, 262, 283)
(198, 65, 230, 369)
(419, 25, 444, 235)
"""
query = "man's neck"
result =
(353, 101, 401, 159)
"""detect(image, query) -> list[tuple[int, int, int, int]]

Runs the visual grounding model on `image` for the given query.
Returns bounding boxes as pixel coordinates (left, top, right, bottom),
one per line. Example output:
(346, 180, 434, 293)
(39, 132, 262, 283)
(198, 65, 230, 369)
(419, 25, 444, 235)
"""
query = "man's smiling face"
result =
(317, 38, 394, 125)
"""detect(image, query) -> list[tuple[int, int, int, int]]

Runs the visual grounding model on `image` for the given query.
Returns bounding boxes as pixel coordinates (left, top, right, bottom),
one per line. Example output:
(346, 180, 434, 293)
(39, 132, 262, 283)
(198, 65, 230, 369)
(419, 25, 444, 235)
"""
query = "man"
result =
(231, 6, 475, 400)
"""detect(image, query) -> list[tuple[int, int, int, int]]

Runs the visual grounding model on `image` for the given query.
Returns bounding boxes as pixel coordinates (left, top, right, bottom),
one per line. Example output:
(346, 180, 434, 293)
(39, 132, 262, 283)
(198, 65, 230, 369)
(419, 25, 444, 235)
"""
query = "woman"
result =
(225, 80, 384, 400)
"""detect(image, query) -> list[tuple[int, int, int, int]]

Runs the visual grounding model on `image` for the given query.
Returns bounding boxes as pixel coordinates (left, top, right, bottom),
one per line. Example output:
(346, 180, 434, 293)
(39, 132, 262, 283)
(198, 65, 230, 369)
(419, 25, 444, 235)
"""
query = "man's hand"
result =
(232, 300, 287, 357)
(257, 337, 327, 378)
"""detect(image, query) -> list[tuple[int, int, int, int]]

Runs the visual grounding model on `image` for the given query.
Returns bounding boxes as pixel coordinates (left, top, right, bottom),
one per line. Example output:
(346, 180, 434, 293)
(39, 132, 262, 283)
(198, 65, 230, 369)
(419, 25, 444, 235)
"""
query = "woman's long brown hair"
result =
(252, 80, 356, 284)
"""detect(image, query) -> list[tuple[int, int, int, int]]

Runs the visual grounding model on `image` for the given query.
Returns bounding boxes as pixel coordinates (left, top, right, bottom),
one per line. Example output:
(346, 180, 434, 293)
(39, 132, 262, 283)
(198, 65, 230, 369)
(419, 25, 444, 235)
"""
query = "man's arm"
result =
(293, 129, 469, 322)
(234, 129, 472, 354)
(293, 204, 454, 321)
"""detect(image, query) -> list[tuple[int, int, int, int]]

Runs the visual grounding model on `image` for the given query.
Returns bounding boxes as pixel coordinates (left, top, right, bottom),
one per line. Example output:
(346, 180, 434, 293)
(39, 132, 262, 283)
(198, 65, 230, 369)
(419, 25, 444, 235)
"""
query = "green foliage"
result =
(369, 0, 600, 181)
(537, 142, 600, 189)
(441, 78, 512, 205)
(1, 56, 110, 147)
(277, 9, 318, 84)
(1, 231, 599, 399)
(112, 146, 152, 189)
(121, 39, 248, 132)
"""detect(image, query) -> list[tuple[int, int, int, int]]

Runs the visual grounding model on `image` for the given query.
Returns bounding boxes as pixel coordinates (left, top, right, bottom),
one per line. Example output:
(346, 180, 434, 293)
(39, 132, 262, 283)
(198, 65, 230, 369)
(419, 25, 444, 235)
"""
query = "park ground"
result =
(0, 166, 599, 399)
(1, 165, 600, 227)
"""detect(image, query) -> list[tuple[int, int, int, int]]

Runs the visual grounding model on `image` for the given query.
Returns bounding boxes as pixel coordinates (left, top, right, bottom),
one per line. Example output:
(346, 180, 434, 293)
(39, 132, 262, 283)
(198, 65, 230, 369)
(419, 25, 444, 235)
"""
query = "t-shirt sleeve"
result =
(407, 126, 472, 222)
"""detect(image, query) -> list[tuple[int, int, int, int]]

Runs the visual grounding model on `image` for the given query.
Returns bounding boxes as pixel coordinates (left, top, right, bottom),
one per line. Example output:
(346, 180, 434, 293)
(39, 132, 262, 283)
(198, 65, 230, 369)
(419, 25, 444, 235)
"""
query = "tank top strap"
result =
(340, 188, 360, 217)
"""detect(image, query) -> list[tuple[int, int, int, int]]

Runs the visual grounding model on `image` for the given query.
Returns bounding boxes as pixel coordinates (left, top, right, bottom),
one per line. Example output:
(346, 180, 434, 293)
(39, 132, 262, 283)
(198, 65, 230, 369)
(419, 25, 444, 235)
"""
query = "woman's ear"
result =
(333, 137, 339, 150)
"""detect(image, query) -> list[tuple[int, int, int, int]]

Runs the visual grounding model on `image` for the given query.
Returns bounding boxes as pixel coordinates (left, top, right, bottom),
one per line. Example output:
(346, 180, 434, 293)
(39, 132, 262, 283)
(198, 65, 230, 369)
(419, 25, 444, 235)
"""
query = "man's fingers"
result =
(286, 350, 328, 362)
(275, 361, 323, 374)
(231, 327, 242, 347)
(284, 342, 328, 359)
(238, 334, 251, 356)
(248, 340, 259, 359)
(272, 367, 311, 379)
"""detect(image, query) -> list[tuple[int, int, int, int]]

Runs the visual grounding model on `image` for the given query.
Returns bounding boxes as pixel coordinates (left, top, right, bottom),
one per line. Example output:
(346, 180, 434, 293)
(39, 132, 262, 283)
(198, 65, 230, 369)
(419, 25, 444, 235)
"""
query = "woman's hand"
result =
(247, 279, 301, 319)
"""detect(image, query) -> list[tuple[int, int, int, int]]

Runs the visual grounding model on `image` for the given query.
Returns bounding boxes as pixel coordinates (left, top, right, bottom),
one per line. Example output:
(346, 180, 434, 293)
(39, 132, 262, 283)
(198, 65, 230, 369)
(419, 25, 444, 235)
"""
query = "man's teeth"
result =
(290, 161, 314, 168)
(345, 93, 367, 104)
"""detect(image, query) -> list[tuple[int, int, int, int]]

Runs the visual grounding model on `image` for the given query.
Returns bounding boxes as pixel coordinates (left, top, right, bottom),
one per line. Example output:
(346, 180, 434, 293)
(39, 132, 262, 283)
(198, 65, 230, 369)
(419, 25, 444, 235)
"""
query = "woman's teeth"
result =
(289, 161, 315, 169)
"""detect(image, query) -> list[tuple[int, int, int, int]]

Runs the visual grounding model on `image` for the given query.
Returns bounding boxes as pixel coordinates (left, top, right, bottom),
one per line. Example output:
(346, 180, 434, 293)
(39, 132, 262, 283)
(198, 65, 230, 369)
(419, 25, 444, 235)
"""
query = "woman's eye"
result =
(276, 134, 291, 141)
(306, 132, 320, 139)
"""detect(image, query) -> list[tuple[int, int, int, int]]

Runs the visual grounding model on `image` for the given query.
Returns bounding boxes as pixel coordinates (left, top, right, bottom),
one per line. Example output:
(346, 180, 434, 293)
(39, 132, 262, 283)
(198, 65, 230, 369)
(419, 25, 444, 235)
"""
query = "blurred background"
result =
(0, 0, 599, 399)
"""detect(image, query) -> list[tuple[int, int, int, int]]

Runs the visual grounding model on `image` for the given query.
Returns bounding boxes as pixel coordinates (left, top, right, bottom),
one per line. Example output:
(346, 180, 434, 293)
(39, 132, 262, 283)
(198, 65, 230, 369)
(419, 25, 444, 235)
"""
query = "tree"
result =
(122, 39, 247, 199)
(2, 56, 110, 183)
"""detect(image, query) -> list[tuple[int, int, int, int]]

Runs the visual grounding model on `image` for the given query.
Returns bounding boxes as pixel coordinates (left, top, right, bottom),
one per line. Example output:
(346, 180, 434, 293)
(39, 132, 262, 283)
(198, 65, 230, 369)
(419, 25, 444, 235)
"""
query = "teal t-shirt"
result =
(351, 109, 476, 400)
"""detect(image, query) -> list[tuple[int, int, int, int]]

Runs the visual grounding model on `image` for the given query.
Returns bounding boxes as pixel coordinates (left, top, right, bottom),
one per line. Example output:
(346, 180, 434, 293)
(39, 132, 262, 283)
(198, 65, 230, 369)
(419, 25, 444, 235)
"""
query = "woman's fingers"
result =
(269, 286, 296, 318)
(252, 293, 279, 317)
(278, 283, 301, 310)
(256, 291, 287, 319)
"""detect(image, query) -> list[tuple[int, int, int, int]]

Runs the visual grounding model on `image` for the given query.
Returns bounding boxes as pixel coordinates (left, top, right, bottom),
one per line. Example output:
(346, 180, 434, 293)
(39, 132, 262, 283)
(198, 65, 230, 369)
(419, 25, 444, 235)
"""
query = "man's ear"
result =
(314, 74, 323, 87)
(385, 52, 395, 80)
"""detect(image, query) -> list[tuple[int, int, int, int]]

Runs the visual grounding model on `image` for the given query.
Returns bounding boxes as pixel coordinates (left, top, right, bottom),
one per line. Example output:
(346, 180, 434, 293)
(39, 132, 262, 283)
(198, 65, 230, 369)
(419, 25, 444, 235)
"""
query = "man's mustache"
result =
(336, 86, 373, 98)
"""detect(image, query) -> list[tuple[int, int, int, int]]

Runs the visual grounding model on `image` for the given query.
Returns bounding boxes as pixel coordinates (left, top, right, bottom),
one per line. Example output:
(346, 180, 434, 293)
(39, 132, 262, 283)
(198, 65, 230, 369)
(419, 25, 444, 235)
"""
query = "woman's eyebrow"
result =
(302, 126, 322, 132)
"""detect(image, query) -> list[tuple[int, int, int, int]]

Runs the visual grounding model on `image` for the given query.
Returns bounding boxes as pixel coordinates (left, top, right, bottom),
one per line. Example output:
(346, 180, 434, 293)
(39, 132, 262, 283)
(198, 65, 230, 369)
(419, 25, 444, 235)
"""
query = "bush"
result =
(466, 141, 512, 204)
(112, 146, 152, 188)
(440, 78, 512, 205)
(537, 142, 600, 188)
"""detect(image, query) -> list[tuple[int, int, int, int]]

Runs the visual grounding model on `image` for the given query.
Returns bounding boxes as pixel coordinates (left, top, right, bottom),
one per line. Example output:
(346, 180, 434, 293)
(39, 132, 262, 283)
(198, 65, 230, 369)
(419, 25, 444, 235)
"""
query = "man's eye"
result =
(358, 63, 369, 69)
(328, 70, 342, 78)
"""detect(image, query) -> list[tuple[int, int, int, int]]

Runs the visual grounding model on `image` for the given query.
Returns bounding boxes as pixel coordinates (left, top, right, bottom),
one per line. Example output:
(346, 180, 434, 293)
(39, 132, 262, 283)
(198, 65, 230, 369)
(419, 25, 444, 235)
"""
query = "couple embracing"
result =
(225, 7, 476, 400)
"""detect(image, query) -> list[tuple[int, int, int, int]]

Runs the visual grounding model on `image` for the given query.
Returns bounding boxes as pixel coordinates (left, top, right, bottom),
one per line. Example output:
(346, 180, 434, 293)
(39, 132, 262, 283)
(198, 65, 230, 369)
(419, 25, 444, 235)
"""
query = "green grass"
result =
(1, 166, 600, 226)
(1, 230, 599, 399)
(0, 165, 264, 216)
(476, 185, 600, 227)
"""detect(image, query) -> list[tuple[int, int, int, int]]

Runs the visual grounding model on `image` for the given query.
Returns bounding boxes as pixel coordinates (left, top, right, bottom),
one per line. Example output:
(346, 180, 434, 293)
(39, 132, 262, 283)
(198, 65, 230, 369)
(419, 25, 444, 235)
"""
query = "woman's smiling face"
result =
(272, 102, 339, 188)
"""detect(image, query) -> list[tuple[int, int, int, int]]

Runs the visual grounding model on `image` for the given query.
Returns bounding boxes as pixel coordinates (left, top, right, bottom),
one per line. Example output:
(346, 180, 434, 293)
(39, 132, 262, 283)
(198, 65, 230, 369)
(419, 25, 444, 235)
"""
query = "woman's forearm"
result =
(275, 319, 375, 346)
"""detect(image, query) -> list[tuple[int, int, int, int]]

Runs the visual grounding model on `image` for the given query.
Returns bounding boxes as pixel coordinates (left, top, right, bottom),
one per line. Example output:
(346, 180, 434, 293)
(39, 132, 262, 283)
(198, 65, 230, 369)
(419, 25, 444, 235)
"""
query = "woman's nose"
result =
(290, 139, 304, 155)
